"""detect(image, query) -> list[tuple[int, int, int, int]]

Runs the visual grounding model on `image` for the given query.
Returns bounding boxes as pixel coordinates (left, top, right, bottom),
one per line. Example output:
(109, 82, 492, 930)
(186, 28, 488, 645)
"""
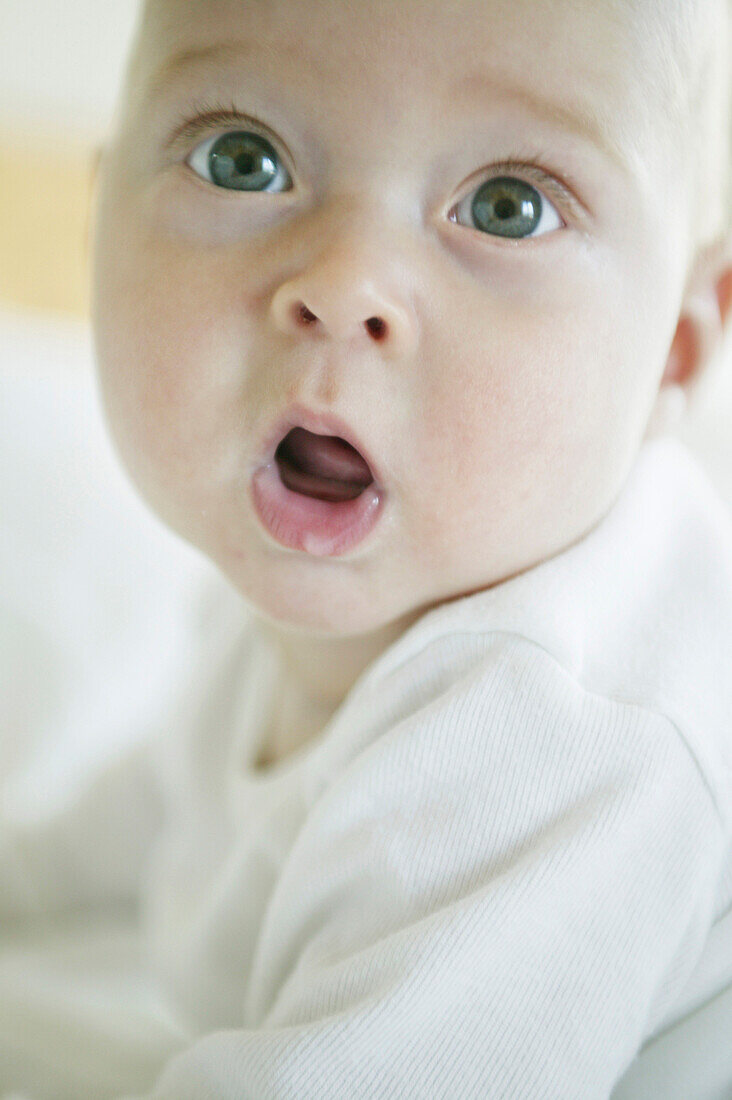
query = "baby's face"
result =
(92, 0, 694, 636)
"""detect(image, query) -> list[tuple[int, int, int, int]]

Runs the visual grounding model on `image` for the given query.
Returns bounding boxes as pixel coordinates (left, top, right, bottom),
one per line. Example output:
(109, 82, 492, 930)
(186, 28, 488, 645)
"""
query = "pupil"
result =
(495, 197, 514, 220)
(235, 153, 256, 174)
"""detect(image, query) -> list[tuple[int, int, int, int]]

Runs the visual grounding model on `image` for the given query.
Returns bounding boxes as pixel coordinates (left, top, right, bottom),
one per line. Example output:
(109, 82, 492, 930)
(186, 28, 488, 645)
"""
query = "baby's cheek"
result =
(96, 305, 219, 527)
(416, 317, 629, 562)
(96, 215, 261, 515)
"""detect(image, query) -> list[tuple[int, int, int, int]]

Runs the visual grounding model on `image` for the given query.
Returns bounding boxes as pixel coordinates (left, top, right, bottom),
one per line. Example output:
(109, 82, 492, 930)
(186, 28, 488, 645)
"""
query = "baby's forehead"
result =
(134, 0, 700, 178)
(141, 0, 700, 63)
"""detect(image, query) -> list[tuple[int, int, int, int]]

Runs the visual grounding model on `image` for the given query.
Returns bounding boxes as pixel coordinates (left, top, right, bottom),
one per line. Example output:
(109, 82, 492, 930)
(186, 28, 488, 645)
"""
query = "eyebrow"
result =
(145, 41, 292, 104)
(451, 71, 639, 179)
(148, 42, 639, 179)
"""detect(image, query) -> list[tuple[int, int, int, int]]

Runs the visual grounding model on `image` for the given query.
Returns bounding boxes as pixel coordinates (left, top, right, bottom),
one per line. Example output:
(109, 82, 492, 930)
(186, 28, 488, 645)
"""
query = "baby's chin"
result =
(211, 552, 426, 639)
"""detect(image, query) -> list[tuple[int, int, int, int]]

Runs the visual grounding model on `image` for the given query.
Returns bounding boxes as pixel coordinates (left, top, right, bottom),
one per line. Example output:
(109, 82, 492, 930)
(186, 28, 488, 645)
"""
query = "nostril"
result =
(294, 304, 387, 338)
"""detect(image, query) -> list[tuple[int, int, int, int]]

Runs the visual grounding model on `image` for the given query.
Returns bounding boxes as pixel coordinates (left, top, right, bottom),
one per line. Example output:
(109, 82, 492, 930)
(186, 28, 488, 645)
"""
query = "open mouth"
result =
(251, 416, 386, 556)
(274, 427, 375, 502)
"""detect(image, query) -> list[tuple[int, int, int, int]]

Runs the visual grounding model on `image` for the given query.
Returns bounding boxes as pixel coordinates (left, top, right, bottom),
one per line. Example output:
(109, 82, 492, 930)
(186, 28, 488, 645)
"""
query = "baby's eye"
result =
(448, 175, 564, 240)
(187, 130, 293, 192)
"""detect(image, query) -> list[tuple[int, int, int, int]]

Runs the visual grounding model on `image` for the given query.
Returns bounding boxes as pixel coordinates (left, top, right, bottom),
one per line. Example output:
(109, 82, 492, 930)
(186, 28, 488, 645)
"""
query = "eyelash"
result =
(169, 96, 583, 223)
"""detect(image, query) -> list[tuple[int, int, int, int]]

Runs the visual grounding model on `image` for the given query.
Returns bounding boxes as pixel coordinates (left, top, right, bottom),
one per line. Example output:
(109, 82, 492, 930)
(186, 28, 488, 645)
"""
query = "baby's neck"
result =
(254, 612, 423, 768)
(256, 678, 336, 768)
(257, 607, 426, 715)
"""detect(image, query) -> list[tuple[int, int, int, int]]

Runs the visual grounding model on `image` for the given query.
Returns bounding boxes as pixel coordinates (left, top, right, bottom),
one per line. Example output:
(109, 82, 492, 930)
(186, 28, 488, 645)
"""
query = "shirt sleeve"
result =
(128, 637, 728, 1100)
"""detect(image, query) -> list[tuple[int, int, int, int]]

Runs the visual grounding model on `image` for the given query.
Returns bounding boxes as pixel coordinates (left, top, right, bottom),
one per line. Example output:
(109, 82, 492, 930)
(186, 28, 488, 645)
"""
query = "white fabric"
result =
(2, 310, 732, 1098)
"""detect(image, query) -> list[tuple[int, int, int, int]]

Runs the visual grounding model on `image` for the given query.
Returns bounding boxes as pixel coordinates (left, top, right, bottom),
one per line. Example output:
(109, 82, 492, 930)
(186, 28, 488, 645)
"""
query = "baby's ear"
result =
(646, 234, 732, 438)
(671, 235, 732, 385)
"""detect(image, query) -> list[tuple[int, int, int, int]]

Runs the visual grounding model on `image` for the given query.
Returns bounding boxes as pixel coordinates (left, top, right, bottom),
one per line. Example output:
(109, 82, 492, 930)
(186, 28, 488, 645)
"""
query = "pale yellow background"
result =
(0, 124, 95, 319)
(0, 0, 139, 321)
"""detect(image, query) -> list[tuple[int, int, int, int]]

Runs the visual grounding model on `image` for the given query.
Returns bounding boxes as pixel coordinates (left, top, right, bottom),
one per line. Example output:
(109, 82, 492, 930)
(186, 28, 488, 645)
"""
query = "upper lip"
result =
(252, 402, 385, 489)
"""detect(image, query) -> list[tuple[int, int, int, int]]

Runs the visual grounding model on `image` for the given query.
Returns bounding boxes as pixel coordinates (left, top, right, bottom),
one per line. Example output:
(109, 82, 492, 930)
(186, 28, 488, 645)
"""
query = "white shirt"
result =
(2, 339, 732, 1098)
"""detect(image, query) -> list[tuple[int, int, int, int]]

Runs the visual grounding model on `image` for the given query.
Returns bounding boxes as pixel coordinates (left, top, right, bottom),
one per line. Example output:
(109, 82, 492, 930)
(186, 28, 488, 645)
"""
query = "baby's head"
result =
(90, 0, 732, 651)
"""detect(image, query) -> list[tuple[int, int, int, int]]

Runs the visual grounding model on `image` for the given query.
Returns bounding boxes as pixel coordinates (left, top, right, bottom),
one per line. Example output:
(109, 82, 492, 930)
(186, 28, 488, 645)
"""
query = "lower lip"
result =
(250, 460, 386, 557)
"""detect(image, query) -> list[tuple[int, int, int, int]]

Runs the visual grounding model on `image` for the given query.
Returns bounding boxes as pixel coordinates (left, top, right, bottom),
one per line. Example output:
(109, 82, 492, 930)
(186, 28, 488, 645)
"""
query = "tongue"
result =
(276, 427, 374, 502)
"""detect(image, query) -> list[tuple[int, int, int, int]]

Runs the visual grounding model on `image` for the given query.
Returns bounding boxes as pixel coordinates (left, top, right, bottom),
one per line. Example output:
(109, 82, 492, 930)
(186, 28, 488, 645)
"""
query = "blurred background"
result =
(0, 1, 140, 320)
(0, 0, 222, 799)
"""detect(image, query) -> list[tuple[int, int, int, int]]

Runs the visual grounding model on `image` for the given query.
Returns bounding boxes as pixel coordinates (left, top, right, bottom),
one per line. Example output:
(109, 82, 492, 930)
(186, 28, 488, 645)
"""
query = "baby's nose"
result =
(271, 285, 418, 358)
(267, 222, 419, 357)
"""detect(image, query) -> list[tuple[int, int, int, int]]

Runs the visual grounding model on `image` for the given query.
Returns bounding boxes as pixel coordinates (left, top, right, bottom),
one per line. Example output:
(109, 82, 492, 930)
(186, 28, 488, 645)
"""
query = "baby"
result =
(3, 0, 732, 1096)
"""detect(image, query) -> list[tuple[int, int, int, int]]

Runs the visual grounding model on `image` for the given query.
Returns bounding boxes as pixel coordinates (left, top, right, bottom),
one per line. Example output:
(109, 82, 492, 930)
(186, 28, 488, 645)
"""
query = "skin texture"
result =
(90, 0, 732, 764)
